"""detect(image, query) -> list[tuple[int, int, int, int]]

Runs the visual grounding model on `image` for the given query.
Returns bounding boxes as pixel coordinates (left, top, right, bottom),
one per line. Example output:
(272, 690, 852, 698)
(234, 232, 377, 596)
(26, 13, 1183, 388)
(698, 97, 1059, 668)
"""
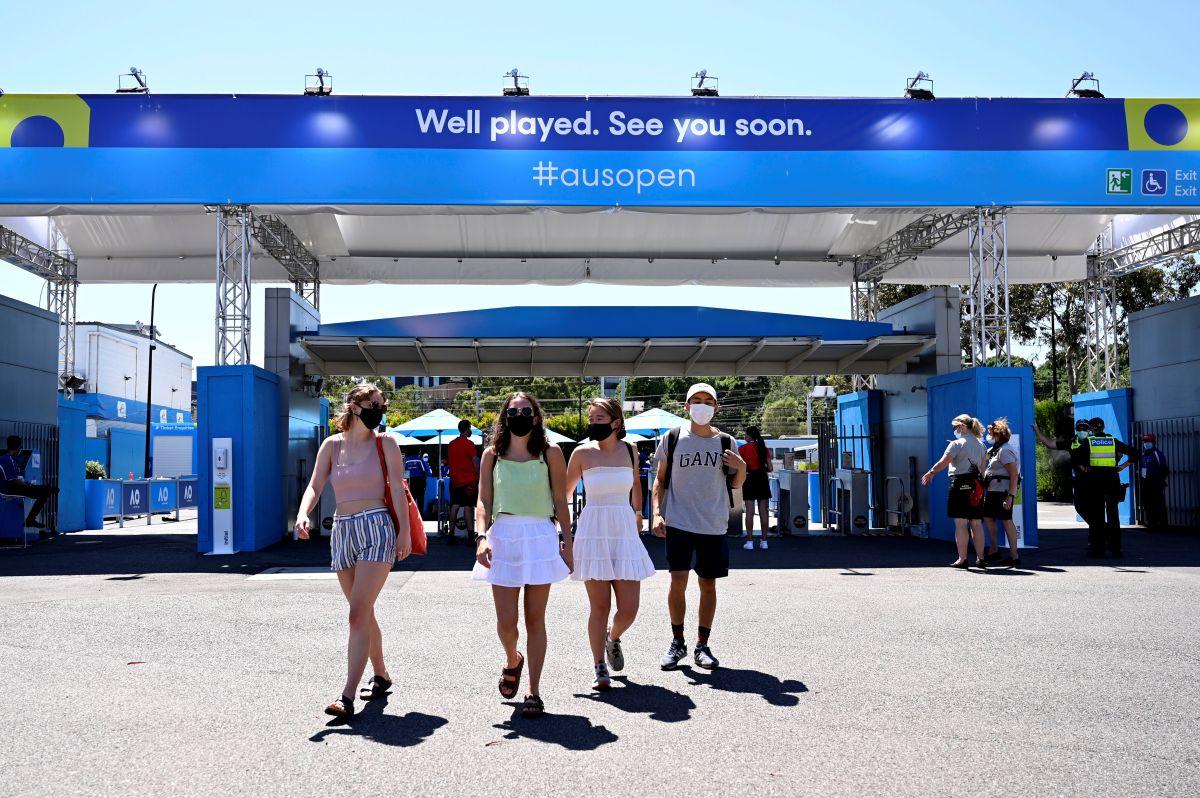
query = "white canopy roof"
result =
(3, 204, 1168, 287)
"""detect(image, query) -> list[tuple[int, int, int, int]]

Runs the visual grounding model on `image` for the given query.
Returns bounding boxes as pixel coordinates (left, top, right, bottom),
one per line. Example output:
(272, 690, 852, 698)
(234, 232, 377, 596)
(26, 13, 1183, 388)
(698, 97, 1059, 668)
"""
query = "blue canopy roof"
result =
(317, 306, 892, 340)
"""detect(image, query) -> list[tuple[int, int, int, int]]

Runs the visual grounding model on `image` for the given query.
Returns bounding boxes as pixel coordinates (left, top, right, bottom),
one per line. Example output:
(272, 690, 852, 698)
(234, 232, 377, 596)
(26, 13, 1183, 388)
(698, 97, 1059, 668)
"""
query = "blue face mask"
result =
(1076, 430, 1090, 441)
(1142, 442, 1153, 451)
(953, 430, 964, 440)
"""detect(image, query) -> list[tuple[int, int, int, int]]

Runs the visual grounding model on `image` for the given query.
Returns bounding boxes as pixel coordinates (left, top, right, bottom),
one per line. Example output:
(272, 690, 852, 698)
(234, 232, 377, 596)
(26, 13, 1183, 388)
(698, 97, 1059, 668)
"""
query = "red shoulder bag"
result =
(375, 434, 427, 556)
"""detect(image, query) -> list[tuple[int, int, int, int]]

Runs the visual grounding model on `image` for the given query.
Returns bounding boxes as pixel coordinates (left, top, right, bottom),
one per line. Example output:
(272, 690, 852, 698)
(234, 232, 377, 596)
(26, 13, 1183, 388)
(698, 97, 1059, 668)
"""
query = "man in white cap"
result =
(652, 382, 746, 670)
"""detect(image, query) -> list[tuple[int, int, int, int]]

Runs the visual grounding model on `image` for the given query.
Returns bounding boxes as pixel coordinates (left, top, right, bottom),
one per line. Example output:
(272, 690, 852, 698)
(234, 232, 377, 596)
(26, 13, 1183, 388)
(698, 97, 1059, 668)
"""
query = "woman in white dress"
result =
(565, 398, 656, 690)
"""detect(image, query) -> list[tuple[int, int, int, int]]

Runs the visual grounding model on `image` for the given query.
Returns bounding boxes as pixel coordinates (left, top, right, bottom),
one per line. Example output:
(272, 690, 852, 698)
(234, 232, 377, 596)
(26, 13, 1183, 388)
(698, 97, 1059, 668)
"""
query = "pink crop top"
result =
(328, 437, 387, 504)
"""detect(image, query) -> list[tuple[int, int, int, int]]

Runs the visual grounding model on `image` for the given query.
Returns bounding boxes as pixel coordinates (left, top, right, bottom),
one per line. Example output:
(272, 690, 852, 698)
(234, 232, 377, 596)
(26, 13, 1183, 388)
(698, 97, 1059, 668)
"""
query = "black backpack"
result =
(659, 426, 736, 508)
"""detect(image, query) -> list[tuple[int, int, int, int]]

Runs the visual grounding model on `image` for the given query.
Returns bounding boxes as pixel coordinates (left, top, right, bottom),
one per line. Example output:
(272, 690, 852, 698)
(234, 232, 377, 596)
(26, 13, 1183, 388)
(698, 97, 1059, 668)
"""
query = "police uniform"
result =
(1059, 433, 1135, 556)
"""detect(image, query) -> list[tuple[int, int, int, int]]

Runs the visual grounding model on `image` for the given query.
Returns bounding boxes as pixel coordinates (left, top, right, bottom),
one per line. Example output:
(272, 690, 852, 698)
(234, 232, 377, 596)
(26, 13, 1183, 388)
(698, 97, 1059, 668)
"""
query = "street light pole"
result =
(143, 283, 158, 479)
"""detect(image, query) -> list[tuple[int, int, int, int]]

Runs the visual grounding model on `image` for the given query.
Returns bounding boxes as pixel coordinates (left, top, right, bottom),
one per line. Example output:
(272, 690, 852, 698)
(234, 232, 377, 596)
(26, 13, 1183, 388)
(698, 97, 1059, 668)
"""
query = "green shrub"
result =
(85, 460, 107, 480)
(1032, 398, 1073, 501)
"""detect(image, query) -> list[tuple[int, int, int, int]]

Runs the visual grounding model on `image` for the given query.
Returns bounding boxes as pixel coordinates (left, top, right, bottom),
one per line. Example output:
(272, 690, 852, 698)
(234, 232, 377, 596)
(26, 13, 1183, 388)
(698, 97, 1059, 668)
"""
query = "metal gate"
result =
(815, 419, 880, 531)
(1132, 416, 1199, 529)
(0, 420, 59, 530)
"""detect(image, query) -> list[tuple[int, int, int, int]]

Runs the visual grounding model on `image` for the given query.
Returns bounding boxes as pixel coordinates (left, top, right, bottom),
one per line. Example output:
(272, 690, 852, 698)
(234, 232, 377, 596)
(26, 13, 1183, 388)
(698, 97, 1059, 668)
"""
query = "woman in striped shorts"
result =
(295, 382, 412, 718)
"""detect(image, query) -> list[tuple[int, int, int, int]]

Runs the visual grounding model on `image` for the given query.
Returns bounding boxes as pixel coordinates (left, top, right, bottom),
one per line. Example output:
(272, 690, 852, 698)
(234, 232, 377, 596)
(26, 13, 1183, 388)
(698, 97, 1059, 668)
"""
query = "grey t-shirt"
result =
(942, 435, 986, 476)
(655, 425, 730, 536)
(984, 441, 1019, 491)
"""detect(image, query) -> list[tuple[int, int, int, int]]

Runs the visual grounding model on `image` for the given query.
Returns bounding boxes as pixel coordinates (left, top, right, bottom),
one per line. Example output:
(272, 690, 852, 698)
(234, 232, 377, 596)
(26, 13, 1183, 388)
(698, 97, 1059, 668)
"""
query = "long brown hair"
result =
(490, 391, 548, 457)
(335, 382, 382, 433)
(587, 397, 626, 440)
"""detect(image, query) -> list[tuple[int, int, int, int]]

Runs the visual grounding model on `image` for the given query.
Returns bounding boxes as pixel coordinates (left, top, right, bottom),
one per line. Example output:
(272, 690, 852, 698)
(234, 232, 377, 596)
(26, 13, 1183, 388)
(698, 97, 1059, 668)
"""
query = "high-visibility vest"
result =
(1088, 436, 1117, 468)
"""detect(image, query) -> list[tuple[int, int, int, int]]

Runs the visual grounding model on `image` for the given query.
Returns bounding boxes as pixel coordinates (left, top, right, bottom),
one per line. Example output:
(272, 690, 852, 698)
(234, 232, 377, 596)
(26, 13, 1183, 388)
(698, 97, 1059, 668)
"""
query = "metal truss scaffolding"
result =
(215, 206, 253, 366)
(1080, 217, 1200, 391)
(852, 209, 977, 281)
(963, 208, 1011, 368)
(849, 274, 878, 390)
(0, 222, 80, 396)
(249, 213, 321, 309)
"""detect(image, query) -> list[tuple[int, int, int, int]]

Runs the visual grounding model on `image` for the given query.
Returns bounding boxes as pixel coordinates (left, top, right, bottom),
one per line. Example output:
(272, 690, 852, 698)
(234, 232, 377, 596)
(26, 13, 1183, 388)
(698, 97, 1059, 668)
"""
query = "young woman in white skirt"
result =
(473, 392, 573, 718)
(564, 398, 656, 691)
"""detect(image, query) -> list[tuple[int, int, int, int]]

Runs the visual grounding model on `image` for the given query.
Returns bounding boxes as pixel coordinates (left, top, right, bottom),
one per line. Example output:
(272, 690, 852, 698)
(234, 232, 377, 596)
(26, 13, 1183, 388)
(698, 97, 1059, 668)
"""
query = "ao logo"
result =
(105, 487, 116, 505)
(182, 483, 194, 502)
(116, 401, 127, 419)
(157, 486, 169, 503)
(159, 409, 168, 423)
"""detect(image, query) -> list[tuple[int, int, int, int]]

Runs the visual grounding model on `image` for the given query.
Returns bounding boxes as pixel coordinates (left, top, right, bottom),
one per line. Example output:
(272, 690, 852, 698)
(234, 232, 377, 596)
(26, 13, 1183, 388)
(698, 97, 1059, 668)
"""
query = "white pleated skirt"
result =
(471, 515, 570, 588)
(571, 503, 656, 582)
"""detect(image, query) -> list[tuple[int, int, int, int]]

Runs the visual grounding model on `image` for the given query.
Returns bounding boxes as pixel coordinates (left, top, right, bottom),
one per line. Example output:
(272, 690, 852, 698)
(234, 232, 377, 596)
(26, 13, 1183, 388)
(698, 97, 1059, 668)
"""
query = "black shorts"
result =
(450, 483, 476, 506)
(946, 475, 984, 519)
(742, 470, 771, 501)
(982, 491, 1014, 521)
(665, 527, 729, 579)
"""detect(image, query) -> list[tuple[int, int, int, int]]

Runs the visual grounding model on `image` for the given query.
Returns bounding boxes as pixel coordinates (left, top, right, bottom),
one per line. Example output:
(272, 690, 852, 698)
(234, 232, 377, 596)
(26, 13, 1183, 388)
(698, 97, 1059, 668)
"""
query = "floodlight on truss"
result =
(117, 67, 149, 94)
(1067, 71, 1104, 98)
(810, 385, 838, 399)
(304, 68, 333, 96)
(691, 69, 719, 97)
(502, 68, 529, 96)
(904, 71, 935, 101)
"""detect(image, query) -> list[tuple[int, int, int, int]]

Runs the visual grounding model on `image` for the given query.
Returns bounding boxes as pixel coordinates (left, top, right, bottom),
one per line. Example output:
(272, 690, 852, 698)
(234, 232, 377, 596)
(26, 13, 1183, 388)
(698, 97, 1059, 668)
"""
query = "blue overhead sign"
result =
(2, 94, 1199, 207)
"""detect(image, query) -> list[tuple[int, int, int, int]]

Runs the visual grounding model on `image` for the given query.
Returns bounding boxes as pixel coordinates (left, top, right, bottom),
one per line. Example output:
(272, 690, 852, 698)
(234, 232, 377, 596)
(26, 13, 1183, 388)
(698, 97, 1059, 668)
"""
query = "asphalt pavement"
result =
(1, 504, 1197, 798)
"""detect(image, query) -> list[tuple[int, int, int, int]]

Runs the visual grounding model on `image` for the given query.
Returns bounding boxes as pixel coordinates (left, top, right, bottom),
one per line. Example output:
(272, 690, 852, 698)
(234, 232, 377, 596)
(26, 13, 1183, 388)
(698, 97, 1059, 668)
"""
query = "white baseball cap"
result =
(686, 382, 718, 403)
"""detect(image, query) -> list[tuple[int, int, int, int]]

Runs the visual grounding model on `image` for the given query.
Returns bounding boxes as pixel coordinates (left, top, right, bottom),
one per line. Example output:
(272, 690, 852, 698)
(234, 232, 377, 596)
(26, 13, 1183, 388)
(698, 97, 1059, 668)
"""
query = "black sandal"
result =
(359, 674, 393, 701)
(521, 693, 545, 718)
(324, 695, 355, 719)
(499, 653, 524, 699)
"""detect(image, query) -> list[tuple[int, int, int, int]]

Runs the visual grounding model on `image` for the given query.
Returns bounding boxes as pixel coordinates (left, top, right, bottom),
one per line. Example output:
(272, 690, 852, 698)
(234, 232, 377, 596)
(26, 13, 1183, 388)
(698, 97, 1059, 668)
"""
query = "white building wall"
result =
(74, 323, 193, 410)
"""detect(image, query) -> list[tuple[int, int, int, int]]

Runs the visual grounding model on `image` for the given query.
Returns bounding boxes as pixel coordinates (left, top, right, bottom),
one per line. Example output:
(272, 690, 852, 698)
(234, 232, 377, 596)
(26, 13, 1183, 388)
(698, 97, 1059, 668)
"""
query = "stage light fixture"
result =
(117, 67, 149, 94)
(903, 71, 935, 100)
(503, 68, 530, 96)
(691, 70, 719, 97)
(304, 68, 333, 96)
(1067, 71, 1104, 98)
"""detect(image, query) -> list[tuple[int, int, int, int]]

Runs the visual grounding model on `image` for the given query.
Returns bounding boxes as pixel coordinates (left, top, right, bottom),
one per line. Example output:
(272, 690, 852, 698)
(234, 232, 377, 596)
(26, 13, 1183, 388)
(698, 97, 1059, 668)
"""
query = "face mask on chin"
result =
(688, 403, 716, 425)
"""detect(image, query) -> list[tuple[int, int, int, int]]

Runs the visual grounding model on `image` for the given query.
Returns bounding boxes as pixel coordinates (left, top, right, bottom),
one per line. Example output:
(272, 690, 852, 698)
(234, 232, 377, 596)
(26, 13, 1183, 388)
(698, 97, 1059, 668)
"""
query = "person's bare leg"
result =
(743, 501, 755, 536)
(668, 571, 689, 626)
(983, 517, 998, 555)
(970, 519, 986, 559)
(584, 580, 612, 664)
(338, 568, 389, 680)
(491, 585, 522, 671)
(341, 560, 393, 698)
(1003, 519, 1020, 557)
(697, 577, 718, 630)
(610, 580, 641, 641)
(954, 518, 969, 561)
(523, 584, 552, 696)
(758, 499, 770, 537)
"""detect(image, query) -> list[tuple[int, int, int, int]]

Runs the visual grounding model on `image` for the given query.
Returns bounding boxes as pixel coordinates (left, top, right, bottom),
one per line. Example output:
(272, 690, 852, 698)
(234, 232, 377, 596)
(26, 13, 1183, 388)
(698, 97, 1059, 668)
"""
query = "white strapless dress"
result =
(571, 467, 656, 582)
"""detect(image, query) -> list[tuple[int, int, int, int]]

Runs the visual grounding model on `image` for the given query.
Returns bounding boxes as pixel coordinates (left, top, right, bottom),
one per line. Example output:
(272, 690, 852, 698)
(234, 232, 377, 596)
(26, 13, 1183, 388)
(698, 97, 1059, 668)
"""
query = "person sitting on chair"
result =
(0, 435, 59, 537)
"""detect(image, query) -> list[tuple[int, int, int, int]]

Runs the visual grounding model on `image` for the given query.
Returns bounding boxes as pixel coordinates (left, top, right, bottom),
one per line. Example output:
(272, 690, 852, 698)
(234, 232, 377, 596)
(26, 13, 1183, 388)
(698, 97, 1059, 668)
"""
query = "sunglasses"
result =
(505, 407, 534, 418)
(359, 400, 387, 410)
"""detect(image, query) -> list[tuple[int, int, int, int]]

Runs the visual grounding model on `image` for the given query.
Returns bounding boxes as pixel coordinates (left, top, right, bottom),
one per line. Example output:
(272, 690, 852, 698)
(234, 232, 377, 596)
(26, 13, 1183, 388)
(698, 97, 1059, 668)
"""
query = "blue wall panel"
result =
(835, 390, 883, 526)
(55, 396, 87, 533)
(108, 428, 145, 480)
(926, 367, 1039, 546)
(1072, 388, 1136, 525)
(197, 366, 283, 553)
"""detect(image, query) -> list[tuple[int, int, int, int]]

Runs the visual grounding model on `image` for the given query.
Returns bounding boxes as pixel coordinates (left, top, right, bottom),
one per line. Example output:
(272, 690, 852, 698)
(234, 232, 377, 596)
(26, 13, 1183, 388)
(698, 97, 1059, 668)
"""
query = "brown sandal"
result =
(521, 693, 545, 718)
(499, 652, 524, 699)
(359, 674, 393, 701)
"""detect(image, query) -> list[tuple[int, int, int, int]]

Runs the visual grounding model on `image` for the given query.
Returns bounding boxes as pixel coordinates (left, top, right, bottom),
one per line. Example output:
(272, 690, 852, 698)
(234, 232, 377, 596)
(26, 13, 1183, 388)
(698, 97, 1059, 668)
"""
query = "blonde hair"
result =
(989, 417, 1012, 443)
(587, 397, 627, 440)
(336, 382, 383, 433)
(952, 413, 984, 438)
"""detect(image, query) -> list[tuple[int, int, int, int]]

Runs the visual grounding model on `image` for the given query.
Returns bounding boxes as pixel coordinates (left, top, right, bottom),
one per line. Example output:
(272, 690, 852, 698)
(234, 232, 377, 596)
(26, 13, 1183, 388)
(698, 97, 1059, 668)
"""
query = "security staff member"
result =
(1138, 433, 1170, 531)
(1032, 417, 1133, 558)
(0, 435, 58, 537)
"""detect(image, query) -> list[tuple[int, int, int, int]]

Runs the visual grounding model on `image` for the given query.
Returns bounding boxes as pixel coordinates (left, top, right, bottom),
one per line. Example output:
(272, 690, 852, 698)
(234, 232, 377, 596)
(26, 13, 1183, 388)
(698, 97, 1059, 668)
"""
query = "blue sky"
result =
(3, 0, 1197, 366)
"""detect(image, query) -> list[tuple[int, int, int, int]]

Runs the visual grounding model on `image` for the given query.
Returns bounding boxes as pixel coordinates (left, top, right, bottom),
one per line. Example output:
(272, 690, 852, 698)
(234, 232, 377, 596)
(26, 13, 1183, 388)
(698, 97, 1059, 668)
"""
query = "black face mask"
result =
(507, 415, 535, 437)
(357, 407, 384, 430)
(587, 423, 615, 441)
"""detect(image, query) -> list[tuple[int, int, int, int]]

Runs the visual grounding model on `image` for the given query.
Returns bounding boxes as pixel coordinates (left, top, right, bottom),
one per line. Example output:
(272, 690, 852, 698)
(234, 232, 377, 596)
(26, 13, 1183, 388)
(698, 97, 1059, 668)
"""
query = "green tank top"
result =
(493, 456, 554, 518)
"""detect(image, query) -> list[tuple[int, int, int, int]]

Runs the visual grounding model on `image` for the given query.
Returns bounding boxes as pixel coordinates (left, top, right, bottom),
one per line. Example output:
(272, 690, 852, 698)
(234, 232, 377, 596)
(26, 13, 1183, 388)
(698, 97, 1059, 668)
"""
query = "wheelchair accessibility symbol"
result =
(1141, 169, 1168, 196)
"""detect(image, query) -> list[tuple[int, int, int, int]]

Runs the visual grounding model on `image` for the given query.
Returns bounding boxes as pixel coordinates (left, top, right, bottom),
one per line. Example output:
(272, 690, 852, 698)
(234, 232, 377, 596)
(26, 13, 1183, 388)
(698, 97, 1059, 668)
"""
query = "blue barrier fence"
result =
(84, 475, 199, 529)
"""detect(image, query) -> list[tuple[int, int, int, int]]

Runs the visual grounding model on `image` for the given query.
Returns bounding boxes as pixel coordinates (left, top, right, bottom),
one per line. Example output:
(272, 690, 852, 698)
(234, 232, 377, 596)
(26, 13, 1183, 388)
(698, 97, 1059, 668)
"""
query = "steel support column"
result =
(963, 208, 1011, 367)
(1083, 254, 1120, 391)
(850, 272, 877, 390)
(215, 206, 252, 366)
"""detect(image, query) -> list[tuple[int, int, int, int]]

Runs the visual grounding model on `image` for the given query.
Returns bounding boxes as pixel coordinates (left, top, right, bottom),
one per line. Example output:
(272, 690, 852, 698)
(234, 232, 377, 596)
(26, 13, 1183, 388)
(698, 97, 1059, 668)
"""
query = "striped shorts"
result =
(330, 508, 396, 572)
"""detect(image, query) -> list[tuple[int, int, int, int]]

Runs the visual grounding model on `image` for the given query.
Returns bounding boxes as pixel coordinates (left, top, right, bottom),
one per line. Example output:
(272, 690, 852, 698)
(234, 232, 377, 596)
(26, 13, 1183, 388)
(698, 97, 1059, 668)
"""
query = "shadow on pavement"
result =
(573, 676, 696, 722)
(490, 702, 618, 750)
(3, 526, 1197, 578)
(309, 697, 448, 747)
(679, 665, 809, 707)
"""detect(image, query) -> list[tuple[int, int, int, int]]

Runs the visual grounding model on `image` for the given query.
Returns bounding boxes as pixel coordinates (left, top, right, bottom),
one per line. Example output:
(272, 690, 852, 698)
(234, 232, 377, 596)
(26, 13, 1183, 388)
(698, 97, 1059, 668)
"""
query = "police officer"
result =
(1138, 434, 1170, 531)
(1032, 416, 1134, 558)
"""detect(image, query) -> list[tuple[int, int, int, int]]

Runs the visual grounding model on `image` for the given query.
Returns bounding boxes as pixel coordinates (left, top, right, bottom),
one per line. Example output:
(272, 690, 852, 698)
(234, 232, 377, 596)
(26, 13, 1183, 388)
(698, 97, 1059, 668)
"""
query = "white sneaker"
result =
(760, 540, 769, 550)
(743, 539, 755, 550)
(593, 662, 611, 691)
